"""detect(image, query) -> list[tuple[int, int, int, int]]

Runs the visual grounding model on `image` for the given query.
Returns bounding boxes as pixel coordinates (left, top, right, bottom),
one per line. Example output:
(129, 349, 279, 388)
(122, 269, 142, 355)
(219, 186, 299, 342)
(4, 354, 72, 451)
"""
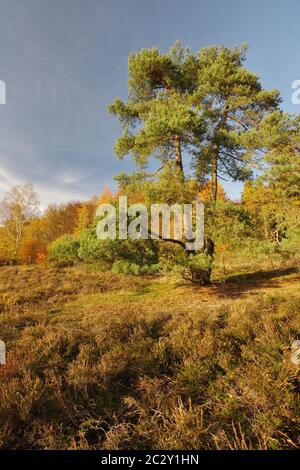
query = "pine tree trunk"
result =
(187, 148, 219, 285)
(174, 135, 184, 177)
(189, 148, 218, 284)
(211, 148, 218, 203)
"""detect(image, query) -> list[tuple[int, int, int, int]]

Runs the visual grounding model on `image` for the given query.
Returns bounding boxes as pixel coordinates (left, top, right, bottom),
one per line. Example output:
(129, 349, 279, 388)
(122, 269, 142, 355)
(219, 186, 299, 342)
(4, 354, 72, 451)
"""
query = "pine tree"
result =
(109, 43, 281, 283)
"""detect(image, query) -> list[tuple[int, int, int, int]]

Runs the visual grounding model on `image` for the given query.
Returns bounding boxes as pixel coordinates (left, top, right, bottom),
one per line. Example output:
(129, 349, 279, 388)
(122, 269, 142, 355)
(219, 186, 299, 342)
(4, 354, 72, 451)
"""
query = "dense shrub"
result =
(281, 224, 300, 269)
(112, 260, 160, 276)
(79, 228, 160, 268)
(78, 229, 107, 263)
(48, 236, 80, 266)
(48, 228, 160, 270)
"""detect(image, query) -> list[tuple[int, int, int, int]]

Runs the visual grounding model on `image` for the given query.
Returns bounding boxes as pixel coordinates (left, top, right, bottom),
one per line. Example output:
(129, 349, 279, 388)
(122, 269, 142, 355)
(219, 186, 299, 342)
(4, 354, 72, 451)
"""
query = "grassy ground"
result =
(0, 264, 299, 449)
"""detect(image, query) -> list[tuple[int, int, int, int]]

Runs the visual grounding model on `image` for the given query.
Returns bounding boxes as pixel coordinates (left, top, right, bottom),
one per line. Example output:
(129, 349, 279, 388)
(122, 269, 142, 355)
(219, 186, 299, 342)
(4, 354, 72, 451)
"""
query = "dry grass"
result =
(0, 264, 299, 449)
(0, 265, 145, 314)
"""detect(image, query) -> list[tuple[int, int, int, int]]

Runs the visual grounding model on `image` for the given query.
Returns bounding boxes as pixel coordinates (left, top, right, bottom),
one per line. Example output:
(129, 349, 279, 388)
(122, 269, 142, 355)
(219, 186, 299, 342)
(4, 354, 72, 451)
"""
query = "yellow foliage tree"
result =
(199, 180, 228, 203)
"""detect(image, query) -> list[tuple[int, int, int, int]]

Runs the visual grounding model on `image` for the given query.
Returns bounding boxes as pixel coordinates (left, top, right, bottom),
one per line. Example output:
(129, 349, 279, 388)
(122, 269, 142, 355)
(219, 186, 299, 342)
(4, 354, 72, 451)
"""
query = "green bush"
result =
(48, 228, 160, 270)
(48, 236, 80, 266)
(281, 224, 300, 268)
(78, 227, 159, 265)
(111, 259, 160, 276)
(78, 229, 107, 263)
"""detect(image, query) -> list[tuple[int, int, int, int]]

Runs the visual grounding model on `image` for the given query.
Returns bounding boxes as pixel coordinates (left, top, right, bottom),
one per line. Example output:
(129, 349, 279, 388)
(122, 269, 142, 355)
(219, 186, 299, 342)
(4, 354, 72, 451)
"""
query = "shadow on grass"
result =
(226, 266, 297, 284)
(181, 266, 299, 299)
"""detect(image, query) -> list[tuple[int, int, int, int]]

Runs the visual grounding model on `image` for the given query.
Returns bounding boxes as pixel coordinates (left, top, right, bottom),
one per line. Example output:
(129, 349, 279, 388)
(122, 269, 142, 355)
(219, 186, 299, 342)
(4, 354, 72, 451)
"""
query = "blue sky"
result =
(0, 0, 299, 208)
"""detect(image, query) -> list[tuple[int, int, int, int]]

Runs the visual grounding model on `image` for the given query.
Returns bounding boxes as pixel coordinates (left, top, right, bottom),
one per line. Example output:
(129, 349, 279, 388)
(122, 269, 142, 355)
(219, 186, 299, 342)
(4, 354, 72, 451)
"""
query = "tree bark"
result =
(191, 146, 219, 285)
(211, 147, 218, 203)
(174, 135, 184, 178)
